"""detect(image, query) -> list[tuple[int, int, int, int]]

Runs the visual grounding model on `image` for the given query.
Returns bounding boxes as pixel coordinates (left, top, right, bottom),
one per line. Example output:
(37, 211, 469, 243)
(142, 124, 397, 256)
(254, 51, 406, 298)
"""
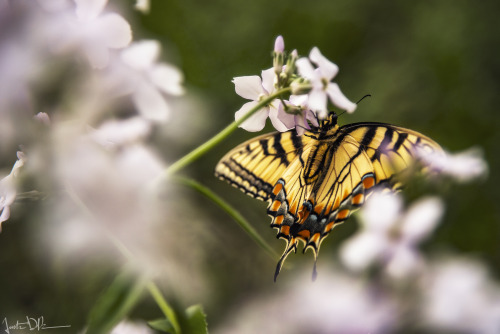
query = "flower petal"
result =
(401, 197, 444, 244)
(326, 83, 357, 113)
(233, 76, 263, 100)
(309, 47, 339, 80)
(121, 40, 159, 70)
(296, 57, 316, 80)
(277, 102, 298, 129)
(132, 83, 170, 122)
(150, 64, 184, 95)
(386, 246, 422, 279)
(84, 43, 109, 69)
(94, 13, 132, 49)
(261, 68, 276, 94)
(340, 233, 387, 271)
(307, 89, 328, 119)
(235, 101, 268, 132)
(75, 0, 107, 21)
(361, 191, 402, 232)
(419, 148, 488, 183)
(268, 105, 290, 132)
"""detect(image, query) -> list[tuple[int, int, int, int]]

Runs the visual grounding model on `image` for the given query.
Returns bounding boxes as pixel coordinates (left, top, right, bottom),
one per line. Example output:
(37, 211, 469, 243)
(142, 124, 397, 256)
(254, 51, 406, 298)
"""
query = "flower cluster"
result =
(0, 0, 209, 293)
(233, 36, 356, 135)
(340, 191, 444, 279)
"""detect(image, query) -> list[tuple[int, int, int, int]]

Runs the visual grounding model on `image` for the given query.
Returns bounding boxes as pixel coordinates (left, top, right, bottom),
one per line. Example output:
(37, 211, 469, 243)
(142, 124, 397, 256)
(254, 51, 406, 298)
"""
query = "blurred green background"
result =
(1, 0, 499, 331)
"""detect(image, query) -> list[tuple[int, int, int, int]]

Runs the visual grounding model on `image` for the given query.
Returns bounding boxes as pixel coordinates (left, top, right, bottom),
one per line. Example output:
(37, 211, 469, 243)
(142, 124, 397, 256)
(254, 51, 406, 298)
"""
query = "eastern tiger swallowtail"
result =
(215, 112, 441, 280)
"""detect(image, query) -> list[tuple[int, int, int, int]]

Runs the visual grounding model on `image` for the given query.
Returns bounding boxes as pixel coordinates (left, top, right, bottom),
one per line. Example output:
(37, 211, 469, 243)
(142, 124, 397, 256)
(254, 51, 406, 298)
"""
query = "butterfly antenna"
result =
(356, 94, 371, 104)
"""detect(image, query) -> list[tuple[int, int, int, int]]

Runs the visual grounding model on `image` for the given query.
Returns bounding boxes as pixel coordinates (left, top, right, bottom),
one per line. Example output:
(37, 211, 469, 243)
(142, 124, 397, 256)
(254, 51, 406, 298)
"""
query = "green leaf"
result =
(85, 269, 147, 334)
(183, 304, 208, 334)
(148, 318, 176, 333)
(148, 304, 208, 334)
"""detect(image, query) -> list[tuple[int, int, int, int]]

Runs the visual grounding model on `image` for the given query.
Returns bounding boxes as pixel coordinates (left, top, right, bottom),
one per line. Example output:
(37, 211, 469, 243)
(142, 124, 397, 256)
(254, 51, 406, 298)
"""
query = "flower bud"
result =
(274, 35, 285, 53)
(273, 36, 285, 76)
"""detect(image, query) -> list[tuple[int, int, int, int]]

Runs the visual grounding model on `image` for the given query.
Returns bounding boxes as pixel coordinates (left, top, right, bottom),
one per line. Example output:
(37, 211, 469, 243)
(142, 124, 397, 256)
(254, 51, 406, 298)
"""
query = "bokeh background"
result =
(1, 0, 499, 332)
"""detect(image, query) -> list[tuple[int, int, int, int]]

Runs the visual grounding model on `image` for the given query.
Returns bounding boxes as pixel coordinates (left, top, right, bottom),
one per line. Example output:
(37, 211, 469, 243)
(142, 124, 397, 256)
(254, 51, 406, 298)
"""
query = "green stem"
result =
(176, 176, 279, 261)
(147, 282, 181, 334)
(161, 87, 291, 178)
(64, 183, 181, 334)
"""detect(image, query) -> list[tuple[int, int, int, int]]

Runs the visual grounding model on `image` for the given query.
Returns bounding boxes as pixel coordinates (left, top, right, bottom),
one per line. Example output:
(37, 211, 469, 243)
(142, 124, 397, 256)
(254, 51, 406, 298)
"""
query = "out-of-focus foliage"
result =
(0, 0, 499, 332)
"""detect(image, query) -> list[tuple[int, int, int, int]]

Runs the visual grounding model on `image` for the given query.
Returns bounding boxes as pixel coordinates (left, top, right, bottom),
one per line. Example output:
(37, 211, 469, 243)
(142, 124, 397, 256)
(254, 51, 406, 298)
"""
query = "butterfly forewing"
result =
(215, 131, 314, 201)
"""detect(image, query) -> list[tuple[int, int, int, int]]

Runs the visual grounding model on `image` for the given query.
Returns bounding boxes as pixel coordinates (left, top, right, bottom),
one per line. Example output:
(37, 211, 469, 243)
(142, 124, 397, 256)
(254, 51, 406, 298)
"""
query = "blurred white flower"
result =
(48, 0, 132, 69)
(105, 40, 184, 122)
(134, 0, 150, 14)
(233, 68, 289, 132)
(0, 151, 26, 231)
(340, 191, 444, 279)
(88, 117, 151, 150)
(216, 268, 397, 334)
(295, 47, 356, 118)
(110, 320, 155, 334)
(418, 147, 488, 182)
(420, 258, 500, 334)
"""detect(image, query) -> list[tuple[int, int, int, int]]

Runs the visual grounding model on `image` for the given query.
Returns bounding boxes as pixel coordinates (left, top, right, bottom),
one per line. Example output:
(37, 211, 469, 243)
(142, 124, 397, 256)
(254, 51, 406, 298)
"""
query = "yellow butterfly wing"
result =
(215, 131, 315, 201)
(268, 121, 442, 279)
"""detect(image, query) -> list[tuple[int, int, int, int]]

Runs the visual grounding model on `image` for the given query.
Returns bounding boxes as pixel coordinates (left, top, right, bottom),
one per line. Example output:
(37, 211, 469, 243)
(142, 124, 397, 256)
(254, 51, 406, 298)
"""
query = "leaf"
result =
(183, 304, 208, 334)
(85, 269, 147, 334)
(148, 318, 176, 333)
(148, 304, 208, 334)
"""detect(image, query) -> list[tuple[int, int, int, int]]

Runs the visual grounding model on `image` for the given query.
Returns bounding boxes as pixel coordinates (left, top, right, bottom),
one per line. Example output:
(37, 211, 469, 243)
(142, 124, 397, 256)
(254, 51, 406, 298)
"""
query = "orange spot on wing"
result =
(272, 183, 283, 196)
(280, 225, 290, 236)
(270, 200, 281, 212)
(298, 230, 311, 240)
(352, 194, 364, 205)
(274, 215, 284, 226)
(363, 176, 375, 189)
(338, 209, 350, 220)
(323, 222, 335, 233)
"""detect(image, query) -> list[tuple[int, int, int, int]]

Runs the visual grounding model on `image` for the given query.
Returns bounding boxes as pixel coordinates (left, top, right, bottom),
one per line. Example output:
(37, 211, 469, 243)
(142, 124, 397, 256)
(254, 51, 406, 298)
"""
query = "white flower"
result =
(340, 191, 444, 279)
(295, 47, 356, 118)
(109, 40, 184, 122)
(49, 0, 132, 69)
(420, 258, 500, 334)
(89, 117, 152, 150)
(216, 268, 397, 334)
(279, 95, 319, 136)
(0, 151, 26, 231)
(418, 147, 488, 182)
(110, 320, 155, 334)
(233, 68, 288, 132)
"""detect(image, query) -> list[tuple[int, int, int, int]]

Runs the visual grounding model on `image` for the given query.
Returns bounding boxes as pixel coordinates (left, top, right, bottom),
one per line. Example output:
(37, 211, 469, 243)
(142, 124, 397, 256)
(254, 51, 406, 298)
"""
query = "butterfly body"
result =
(215, 113, 441, 279)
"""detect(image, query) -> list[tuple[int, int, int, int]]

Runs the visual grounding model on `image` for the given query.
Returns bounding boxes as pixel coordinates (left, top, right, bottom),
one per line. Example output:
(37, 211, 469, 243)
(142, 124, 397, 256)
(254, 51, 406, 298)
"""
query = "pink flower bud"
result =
(274, 35, 284, 53)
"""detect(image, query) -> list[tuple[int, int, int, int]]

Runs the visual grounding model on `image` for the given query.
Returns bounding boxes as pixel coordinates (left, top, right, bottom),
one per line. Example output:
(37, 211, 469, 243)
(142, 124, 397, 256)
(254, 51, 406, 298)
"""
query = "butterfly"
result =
(215, 112, 442, 280)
